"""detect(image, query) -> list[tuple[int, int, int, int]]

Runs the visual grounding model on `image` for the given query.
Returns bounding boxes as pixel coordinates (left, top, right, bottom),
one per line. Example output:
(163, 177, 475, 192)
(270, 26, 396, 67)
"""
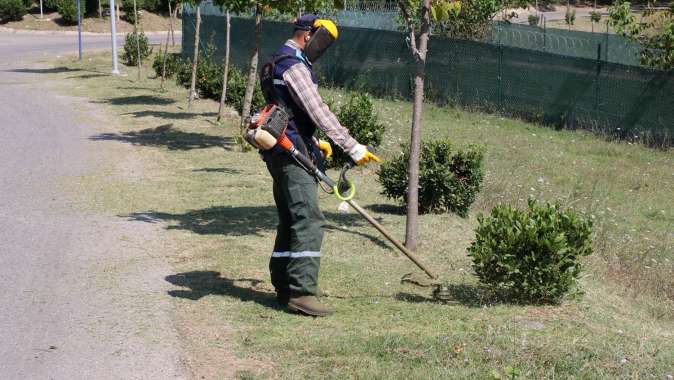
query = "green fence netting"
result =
(181, 9, 673, 146)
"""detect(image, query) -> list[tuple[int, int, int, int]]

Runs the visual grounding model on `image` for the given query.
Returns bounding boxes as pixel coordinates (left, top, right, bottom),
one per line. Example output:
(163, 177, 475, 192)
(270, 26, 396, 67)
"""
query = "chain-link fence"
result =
(182, 7, 673, 146)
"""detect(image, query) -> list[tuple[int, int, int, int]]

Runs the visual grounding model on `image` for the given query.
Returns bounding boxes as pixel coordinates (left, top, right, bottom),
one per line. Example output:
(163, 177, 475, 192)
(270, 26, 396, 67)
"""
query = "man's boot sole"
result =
(287, 302, 331, 317)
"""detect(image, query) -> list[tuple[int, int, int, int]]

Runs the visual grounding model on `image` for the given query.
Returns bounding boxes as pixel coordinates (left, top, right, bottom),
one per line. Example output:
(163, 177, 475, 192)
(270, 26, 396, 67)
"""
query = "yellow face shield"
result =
(304, 19, 338, 62)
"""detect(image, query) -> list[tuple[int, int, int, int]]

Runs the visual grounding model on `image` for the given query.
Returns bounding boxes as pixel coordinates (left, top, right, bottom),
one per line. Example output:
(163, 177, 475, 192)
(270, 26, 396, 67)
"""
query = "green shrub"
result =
(565, 8, 576, 25)
(468, 199, 593, 304)
(323, 92, 385, 168)
(122, 31, 152, 66)
(43, 0, 59, 11)
(175, 51, 265, 113)
(378, 139, 484, 217)
(528, 14, 540, 26)
(590, 10, 601, 23)
(0, 0, 27, 21)
(221, 65, 265, 114)
(121, 0, 140, 22)
(22, 0, 32, 9)
(152, 51, 184, 79)
(57, 0, 78, 25)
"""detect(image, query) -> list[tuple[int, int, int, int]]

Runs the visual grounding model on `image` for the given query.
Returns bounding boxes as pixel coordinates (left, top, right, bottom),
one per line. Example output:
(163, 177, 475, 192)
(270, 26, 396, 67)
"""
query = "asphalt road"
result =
(0, 31, 187, 379)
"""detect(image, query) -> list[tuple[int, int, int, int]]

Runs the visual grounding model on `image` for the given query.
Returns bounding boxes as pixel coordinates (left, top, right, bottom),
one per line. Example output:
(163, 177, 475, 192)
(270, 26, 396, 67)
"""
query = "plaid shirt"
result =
(282, 40, 358, 153)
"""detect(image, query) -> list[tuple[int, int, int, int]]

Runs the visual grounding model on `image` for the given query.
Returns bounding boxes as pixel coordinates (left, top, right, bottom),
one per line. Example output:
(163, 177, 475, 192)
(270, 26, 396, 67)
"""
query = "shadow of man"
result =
(165, 271, 279, 309)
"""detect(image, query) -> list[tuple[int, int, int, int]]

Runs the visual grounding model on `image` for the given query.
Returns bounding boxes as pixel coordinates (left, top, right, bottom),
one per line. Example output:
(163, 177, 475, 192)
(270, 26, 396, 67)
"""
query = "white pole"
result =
(109, 0, 120, 75)
(39, 0, 43, 18)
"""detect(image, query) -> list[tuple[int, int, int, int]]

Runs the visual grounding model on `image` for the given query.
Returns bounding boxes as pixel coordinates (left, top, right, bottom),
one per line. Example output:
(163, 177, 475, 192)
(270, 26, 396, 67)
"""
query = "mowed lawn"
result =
(46, 52, 673, 379)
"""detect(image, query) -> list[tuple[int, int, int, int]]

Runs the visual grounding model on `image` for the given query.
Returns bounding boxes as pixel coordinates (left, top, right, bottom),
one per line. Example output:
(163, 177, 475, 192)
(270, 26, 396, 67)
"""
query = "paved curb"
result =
(0, 26, 181, 36)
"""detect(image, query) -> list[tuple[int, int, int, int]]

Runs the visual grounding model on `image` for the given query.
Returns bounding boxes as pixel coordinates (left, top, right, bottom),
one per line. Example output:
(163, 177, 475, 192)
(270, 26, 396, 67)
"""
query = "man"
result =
(259, 14, 380, 317)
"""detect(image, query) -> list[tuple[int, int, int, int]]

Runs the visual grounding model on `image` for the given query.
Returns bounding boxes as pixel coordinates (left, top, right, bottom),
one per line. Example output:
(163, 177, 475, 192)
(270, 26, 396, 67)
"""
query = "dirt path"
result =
(0, 31, 187, 379)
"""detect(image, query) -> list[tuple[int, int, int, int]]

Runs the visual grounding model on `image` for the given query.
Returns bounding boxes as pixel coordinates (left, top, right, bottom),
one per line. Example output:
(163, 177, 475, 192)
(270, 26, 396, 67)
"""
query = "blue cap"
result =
(294, 14, 319, 31)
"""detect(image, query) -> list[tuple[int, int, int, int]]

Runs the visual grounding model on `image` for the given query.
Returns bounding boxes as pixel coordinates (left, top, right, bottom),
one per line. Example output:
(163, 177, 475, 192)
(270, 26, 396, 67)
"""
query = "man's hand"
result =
(348, 144, 381, 166)
(318, 139, 333, 159)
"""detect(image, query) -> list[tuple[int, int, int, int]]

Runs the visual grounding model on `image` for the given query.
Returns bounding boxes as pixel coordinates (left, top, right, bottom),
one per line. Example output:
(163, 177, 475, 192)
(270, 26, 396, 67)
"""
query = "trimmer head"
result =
(400, 272, 455, 302)
(432, 284, 454, 302)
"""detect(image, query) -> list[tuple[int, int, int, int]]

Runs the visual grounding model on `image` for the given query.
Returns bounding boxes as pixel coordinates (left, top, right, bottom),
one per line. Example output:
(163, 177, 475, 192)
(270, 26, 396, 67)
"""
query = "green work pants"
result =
(266, 154, 325, 296)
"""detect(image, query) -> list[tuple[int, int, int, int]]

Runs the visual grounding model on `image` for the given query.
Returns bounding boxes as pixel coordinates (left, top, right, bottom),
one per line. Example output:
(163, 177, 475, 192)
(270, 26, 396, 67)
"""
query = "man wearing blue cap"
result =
(259, 14, 380, 317)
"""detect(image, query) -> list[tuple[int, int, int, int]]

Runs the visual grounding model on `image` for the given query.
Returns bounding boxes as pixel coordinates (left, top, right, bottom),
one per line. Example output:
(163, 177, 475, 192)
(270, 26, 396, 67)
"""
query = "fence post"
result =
(543, 16, 547, 52)
(595, 43, 602, 112)
(496, 39, 503, 112)
(605, 21, 609, 62)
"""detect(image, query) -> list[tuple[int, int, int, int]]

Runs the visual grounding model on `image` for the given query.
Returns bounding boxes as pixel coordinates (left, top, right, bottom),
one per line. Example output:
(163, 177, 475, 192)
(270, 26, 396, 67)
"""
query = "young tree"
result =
(160, 0, 177, 89)
(397, 0, 517, 250)
(134, 0, 142, 81)
(239, 3, 263, 132)
(397, 0, 432, 251)
(217, 10, 232, 122)
(609, 1, 674, 70)
(187, 1, 201, 108)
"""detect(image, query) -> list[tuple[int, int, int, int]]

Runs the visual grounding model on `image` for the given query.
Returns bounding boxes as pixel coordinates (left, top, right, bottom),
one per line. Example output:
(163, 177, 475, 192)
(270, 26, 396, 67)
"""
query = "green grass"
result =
(46, 51, 673, 379)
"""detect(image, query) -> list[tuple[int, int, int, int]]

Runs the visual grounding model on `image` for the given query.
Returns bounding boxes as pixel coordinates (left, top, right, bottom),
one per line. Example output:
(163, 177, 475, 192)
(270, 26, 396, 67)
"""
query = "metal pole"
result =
(39, 0, 43, 18)
(77, 0, 82, 60)
(109, 0, 120, 74)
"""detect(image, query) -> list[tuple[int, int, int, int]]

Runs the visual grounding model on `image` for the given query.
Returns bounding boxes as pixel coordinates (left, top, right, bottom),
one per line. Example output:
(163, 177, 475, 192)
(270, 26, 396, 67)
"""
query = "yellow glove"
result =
(349, 144, 381, 166)
(318, 139, 333, 159)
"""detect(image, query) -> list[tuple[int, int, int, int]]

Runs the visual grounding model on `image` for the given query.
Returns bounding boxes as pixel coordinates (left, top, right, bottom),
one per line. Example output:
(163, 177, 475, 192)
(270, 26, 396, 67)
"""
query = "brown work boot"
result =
(287, 293, 333, 317)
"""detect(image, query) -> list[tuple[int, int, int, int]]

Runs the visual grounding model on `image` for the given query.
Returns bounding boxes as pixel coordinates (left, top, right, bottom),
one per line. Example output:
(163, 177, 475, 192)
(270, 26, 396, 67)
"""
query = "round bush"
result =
(0, 0, 27, 22)
(528, 14, 540, 26)
(590, 11, 601, 23)
(378, 139, 484, 217)
(43, 0, 59, 11)
(122, 31, 152, 66)
(468, 199, 593, 304)
(152, 51, 184, 79)
(326, 92, 385, 168)
(121, 0, 139, 22)
(57, 0, 78, 25)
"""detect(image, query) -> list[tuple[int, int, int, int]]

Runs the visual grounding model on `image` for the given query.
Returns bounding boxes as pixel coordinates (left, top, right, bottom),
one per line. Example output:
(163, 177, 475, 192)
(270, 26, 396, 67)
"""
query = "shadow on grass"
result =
(66, 73, 109, 80)
(6, 67, 82, 74)
(96, 95, 176, 106)
(124, 205, 390, 247)
(365, 203, 406, 215)
(396, 283, 499, 307)
(90, 124, 234, 151)
(192, 167, 241, 174)
(123, 110, 217, 119)
(165, 271, 278, 309)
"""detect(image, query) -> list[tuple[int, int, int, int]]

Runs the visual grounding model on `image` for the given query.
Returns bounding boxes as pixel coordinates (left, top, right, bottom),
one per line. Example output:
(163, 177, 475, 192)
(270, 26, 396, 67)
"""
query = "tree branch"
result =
(398, 0, 422, 61)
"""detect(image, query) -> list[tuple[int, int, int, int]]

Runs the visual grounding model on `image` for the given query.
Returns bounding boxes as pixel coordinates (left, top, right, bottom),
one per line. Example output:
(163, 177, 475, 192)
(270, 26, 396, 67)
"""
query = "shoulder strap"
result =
(260, 54, 305, 117)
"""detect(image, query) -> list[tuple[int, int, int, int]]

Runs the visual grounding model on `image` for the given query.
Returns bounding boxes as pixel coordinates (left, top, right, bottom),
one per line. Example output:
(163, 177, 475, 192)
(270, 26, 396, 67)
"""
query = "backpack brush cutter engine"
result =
(245, 104, 453, 302)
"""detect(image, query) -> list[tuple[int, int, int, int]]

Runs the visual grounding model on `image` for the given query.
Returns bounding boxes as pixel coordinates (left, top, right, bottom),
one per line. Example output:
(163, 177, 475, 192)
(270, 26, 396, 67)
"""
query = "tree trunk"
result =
(160, 1, 174, 89)
(404, 0, 431, 252)
(217, 11, 231, 122)
(240, 5, 262, 132)
(116, 1, 119, 22)
(188, 5, 201, 109)
(98, 0, 102, 18)
(170, 2, 177, 46)
(134, 0, 142, 81)
(160, 12, 171, 89)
